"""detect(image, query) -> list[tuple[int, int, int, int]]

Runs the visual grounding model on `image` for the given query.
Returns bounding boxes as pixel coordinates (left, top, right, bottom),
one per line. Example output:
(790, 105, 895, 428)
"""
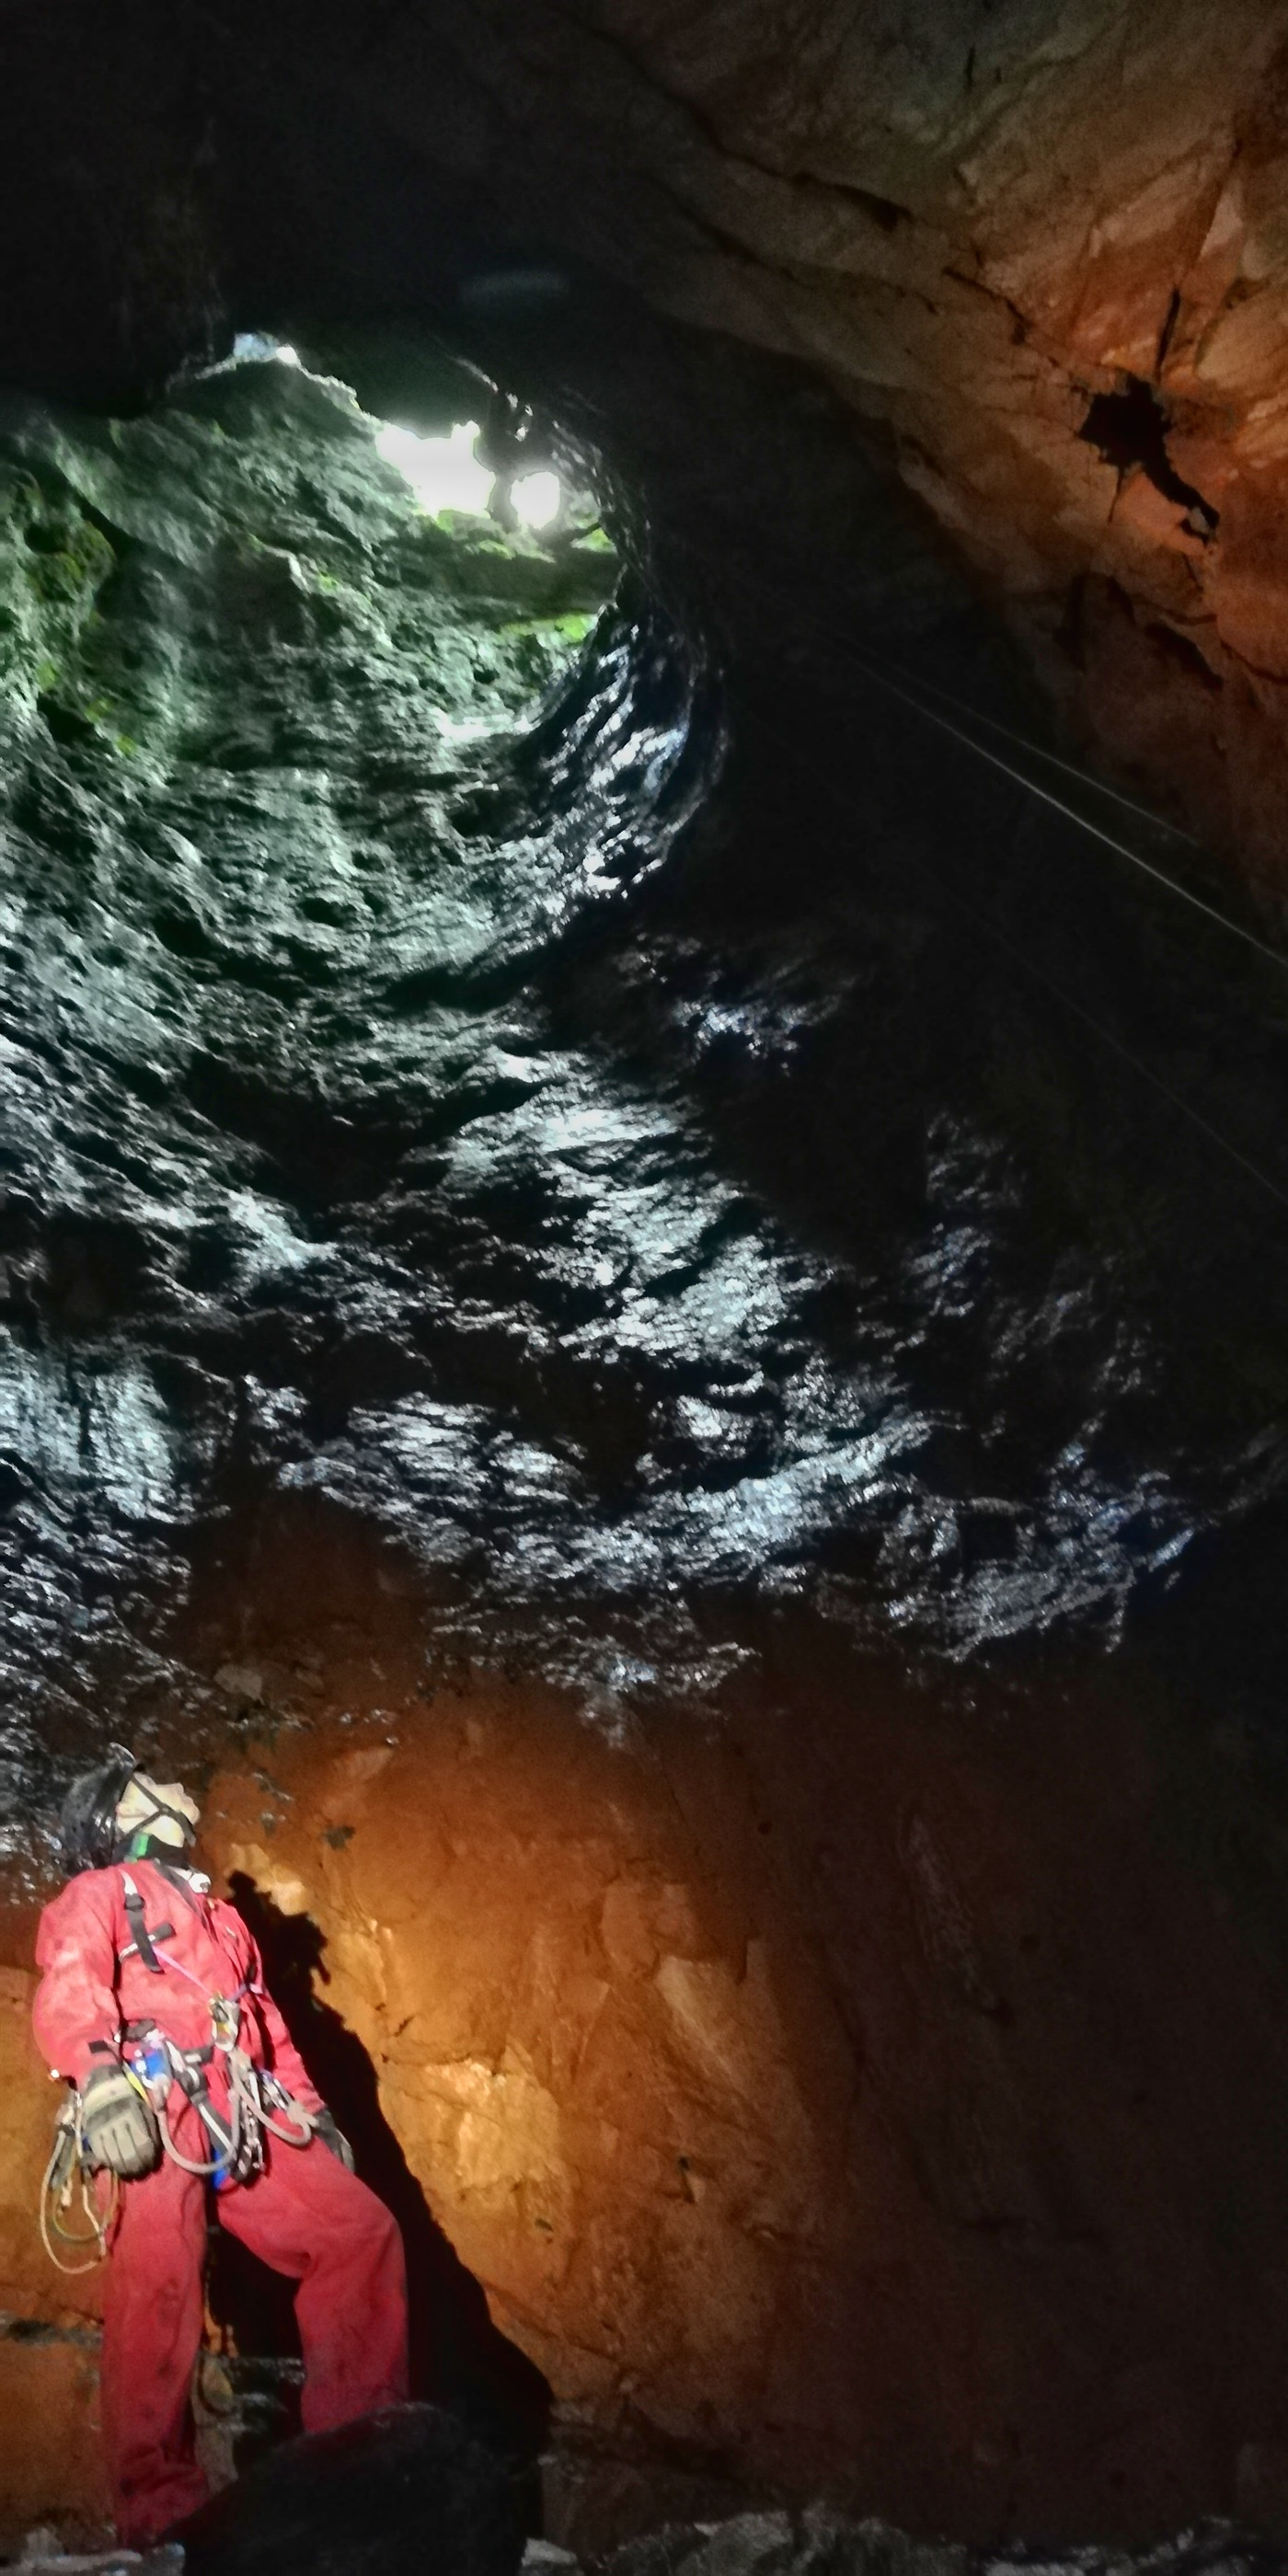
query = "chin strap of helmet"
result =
(114, 1785, 198, 1866)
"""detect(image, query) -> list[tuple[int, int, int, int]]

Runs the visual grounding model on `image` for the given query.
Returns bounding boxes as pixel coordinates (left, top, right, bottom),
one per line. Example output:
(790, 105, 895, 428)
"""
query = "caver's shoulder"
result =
(47, 1858, 125, 1907)
(209, 1889, 254, 1941)
(35, 1860, 124, 1952)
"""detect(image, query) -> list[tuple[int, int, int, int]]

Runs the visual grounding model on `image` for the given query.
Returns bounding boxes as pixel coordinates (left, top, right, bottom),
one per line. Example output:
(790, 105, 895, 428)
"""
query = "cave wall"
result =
(291, 0, 1288, 883)
(5, 6, 1288, 2551)
(265, 0, 1288, 885)
(0, 235, 1287, 2558)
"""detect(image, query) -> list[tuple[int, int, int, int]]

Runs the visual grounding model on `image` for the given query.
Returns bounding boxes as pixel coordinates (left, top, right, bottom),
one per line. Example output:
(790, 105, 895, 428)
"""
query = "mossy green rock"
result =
(0, 360, 614, 793)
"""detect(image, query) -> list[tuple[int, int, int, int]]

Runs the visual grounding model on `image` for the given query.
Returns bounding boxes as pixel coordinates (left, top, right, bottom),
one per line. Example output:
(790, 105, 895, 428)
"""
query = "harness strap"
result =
(119, 1870, 250, 2017)
(171, 2054, 236, 2150)
(155, 1943, 250, 2009)
(120, 1871, 164, 1974)
(119, 1918, 174, 1965)
(156, 1861, 204, 1918)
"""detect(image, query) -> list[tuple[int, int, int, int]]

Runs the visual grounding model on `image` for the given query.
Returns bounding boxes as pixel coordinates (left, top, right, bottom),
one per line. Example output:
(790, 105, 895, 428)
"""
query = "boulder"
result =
(169, 2403, 523, 2576)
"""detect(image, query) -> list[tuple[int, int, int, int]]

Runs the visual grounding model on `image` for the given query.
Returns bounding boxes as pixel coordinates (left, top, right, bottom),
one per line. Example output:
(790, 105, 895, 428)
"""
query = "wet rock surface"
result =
(201, 0, 1288, 891)
(10, 2495, 1288, 2576)
(600, 2513, 1288, 2576)
(3, 355, 1288, 1849)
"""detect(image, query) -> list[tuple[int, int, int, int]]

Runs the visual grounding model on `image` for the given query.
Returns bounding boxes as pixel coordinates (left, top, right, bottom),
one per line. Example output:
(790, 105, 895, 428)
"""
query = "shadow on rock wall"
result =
(213, 1874, 551, 2504)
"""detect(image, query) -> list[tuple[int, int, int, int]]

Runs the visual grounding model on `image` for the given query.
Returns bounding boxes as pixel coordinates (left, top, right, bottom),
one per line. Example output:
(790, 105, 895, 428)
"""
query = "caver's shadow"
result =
(208, 1874, 551, 2506)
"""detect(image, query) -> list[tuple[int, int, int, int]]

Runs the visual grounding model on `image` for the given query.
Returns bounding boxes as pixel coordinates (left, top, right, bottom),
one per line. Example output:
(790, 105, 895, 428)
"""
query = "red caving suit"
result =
(32, 1856, 408, 2545)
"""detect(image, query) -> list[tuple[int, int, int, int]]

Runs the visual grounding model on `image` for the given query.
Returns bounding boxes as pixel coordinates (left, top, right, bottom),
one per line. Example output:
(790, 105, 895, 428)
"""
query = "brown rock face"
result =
(7, 1573, 1288, 2547)
(199, 1673, 1288, 2545)
(319, 0, 1288, 883)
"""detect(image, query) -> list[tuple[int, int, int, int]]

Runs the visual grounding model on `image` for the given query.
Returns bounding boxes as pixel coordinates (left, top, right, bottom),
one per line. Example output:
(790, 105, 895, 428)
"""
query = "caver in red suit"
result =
(32, 1749, 408, 2546)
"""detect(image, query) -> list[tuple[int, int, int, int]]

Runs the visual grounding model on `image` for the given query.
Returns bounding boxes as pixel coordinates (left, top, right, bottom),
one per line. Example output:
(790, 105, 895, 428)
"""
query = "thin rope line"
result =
(761, 716, 1288, 1220)
(924, 867, 1288, 1217)
(816, 641, 1288, 979)
(837, 637, 1202, 845)
(715, 545, 1288, 974)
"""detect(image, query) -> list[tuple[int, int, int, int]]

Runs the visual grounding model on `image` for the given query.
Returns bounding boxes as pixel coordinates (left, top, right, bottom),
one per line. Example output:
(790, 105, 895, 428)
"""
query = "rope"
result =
(713, 546, 1288, 977)
(260, 2096, 316, 2147)
(156, 2093, 235, 2179)
(792, 620, 1203, 835)
(831, 640, 1203, 846)
(112, 1891, 315, 2173)
(39, 1874, 319, 2259)
(829, 633, 1288, 978)
(39, 2109, 116, 2274)
(40, 2038, 318, 2263)
(757, 708, 1288, 1222)
(906, 839, 1288, 1217)
(156, 2041, 315, 2179)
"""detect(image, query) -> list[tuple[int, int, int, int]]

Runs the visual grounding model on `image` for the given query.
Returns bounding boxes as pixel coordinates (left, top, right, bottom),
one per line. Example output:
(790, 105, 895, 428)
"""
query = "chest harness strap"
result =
(119, 1871, 173, 1972)
(115, 1873, 314, 2187)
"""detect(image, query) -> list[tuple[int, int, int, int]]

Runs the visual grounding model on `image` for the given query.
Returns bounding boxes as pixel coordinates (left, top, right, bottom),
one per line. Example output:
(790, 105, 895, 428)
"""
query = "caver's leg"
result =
(99, 2146, 210, 2544)
(217, 2133, 408, 2430)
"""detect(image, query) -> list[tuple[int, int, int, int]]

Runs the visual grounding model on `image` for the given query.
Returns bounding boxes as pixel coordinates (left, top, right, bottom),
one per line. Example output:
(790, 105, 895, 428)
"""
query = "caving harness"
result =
(40, 1867, 316, 2275)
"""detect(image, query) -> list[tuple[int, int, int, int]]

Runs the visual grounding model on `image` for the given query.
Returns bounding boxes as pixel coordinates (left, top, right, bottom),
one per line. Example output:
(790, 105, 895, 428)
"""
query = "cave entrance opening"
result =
(375, 416, 558, 532)
(234, 334, 570, 535)
(227, 329, 618, 714)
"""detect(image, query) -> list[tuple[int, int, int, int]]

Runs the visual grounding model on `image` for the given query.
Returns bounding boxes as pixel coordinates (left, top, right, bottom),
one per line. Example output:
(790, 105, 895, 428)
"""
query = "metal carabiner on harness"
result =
(115, 1881, 319, 2192)
(210, 1992, 242, 2047)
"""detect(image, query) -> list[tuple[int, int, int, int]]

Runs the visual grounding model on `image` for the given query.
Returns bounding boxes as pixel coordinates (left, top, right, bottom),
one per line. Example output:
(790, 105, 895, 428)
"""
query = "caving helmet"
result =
(59, 1744, 200, 1875)
(59, 1743, 142, 1875)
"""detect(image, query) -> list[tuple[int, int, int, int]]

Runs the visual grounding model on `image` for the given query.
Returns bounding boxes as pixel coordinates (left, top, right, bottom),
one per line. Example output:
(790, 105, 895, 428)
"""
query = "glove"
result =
(312, 2106, 355, 2172)
(80, 2063, 160, 2179)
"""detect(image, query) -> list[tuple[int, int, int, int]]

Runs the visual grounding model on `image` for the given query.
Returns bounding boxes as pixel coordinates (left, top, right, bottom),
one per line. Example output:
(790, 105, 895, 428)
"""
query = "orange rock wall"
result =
(8, 1627, 1288, 2547)
(288, 0, 1288, 883)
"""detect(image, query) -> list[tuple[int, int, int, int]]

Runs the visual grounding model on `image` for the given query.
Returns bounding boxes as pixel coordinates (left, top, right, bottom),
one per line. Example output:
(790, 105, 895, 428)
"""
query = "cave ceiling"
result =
(7, 0, 1288, 873)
